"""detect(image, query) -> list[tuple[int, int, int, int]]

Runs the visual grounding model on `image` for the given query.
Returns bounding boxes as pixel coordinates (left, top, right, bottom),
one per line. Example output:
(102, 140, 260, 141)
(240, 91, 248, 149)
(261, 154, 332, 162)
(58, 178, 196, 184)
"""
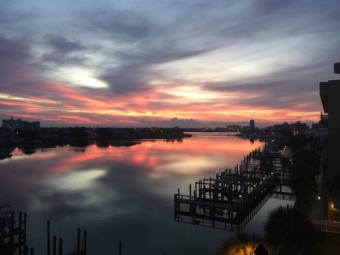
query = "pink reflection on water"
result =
(0, 134, 265, 255)
(4, 135, 263, 178)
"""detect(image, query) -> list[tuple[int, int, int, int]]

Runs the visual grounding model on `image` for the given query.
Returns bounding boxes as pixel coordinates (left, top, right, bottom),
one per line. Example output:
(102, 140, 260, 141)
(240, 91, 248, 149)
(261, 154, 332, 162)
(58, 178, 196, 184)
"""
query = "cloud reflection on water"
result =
(0, 135, 264, 254)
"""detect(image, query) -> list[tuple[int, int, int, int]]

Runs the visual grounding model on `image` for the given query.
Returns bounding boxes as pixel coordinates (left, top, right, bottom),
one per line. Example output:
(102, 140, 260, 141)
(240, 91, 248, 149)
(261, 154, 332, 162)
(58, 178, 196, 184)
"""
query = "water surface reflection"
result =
(0, 133, 273, 254)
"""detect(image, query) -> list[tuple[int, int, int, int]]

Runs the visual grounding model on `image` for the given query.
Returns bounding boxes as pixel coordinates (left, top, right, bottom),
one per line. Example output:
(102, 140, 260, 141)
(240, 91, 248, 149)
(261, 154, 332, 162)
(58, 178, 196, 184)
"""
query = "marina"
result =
(174, 147, 295, 231)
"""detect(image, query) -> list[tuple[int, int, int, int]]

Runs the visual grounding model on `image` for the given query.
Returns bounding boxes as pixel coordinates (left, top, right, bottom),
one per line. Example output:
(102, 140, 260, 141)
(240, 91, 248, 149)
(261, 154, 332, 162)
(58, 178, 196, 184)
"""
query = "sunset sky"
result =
(1, 0, 340, 127)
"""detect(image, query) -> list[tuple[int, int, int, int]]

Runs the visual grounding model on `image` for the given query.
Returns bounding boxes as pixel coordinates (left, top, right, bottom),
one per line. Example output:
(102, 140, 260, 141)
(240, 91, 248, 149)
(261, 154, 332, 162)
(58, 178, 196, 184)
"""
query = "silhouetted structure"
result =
(319, 62, 340, 220)
(249, 119, 255, 133)
(0, 205, 32, 255)
(174, 147, 293, 231)
(47, 220, 87, 255)
(0, 206, 88, 255)
(2, 117, 40, 132)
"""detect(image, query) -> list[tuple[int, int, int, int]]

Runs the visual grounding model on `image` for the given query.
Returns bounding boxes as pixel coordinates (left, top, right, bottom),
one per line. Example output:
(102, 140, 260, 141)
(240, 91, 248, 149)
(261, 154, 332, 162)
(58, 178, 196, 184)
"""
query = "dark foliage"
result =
(290, 148, 320, 212)
(264, 206, 323, 255)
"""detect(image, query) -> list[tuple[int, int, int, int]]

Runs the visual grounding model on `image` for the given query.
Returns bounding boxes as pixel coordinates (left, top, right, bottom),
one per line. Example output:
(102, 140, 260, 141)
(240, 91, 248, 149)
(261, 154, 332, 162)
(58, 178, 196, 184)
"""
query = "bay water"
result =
(0, 133, 293, 254)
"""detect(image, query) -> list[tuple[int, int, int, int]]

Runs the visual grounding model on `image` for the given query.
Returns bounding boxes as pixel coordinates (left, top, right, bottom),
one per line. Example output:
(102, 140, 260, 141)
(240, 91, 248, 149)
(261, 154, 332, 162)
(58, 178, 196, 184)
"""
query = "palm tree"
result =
(264, 206, 323, 255)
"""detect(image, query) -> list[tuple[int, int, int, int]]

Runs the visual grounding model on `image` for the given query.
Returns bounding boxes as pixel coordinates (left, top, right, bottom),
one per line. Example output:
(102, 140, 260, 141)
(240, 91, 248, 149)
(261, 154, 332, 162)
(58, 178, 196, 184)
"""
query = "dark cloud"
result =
(100, 64, 151, 94)
(46, 35, 86, 52)
(0, 36, 39, 92)
(201, 62, 329, 111)
(117, 44, 211, 65)
(0, 36, 31, 61)
(252, 0, 294, 15)
(41, 52, 87, 65)
(205, 61, 333, 97)
(101, 44, 210, 94)
(82, 8, 154, 41)
(41, 35, 88, 65)
(0, 2, 34, 25)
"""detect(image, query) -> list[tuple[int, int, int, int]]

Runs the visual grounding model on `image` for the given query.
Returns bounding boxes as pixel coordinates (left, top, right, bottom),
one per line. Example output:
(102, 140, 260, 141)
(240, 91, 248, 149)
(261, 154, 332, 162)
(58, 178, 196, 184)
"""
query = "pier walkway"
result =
(174, 147, 295, 231)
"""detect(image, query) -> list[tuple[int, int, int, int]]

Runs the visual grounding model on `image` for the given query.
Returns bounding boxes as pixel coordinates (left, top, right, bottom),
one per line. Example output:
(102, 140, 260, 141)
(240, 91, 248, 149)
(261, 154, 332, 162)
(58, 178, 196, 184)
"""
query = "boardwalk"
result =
(174, 147, 295, 231)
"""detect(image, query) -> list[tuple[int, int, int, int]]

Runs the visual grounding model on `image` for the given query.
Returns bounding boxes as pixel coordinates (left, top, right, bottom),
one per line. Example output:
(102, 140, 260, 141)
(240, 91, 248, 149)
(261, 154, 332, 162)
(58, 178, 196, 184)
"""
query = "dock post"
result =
(209, 177, 212, 199)
(119, 240, 122, 255)
(58, 238, 63, 255)
(1, 218, 4, 244)
(52, 235, 57, 255)
(23, 212, 27, 244)
(47, 220, 51, 255)
(83, 230, 87, 255)
(199, 180, 202, 200)
(77, 228, 81, 251)
(19, 211, 23, 254)
(189, 184, 192, 200)
(19, 211, 23, 228)
(9, 211, 14, 245)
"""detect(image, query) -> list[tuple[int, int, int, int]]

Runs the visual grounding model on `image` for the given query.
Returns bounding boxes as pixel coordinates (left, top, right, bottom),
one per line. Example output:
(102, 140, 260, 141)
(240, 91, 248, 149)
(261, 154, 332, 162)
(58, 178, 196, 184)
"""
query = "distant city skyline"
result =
(1, 1, 340, 127)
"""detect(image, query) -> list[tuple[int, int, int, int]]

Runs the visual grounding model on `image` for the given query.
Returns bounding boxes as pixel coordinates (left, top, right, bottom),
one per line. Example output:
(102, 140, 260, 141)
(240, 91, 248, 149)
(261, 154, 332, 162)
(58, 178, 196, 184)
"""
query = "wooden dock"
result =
(174, 147, 295, 231)
(0, 204, 33, 255)
(47, 220, 87, 255)
(1, 205, 87, 255)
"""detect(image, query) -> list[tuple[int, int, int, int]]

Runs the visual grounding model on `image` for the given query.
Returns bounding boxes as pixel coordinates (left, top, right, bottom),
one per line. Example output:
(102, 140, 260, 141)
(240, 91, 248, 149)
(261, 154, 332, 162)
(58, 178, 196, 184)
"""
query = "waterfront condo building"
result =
(319, 62, 340, 220)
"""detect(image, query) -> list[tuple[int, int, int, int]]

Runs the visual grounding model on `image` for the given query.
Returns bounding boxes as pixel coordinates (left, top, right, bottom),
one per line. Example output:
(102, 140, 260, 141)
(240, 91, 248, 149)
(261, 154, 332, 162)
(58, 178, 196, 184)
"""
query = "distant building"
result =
(310, 114, 328, 147)
(272, 121, 309, 135)
(319, 62, 340, 220)
(273, 122, 291, 134)
(2, 117, 40, 132)
(290, 121, 308, 135)
(226, 125, 241, 132)
(249, 119, 255, 133)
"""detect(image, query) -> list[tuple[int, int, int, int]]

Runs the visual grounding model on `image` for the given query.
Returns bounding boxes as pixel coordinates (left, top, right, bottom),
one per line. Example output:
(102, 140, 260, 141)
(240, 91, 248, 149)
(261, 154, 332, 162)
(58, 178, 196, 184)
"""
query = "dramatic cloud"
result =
(252, 0, 294, 15)
(41, 35, 88, 65)
(1, 0, 340, 127)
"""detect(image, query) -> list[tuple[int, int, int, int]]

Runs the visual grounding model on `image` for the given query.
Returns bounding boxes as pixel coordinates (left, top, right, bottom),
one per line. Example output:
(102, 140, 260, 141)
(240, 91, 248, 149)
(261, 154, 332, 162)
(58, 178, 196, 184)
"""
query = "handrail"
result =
(312, 220, 340, 233)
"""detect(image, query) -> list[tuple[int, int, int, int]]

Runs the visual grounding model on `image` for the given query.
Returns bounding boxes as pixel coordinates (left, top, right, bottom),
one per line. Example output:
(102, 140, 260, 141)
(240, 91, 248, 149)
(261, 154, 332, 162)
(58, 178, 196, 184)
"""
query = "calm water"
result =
(0, 133, 293, 255)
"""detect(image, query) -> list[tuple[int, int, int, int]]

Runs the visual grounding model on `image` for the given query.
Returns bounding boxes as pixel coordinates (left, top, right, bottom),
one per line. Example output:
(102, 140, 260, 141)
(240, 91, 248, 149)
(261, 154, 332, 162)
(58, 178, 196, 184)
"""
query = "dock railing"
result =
(312, 220, 340, 234)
